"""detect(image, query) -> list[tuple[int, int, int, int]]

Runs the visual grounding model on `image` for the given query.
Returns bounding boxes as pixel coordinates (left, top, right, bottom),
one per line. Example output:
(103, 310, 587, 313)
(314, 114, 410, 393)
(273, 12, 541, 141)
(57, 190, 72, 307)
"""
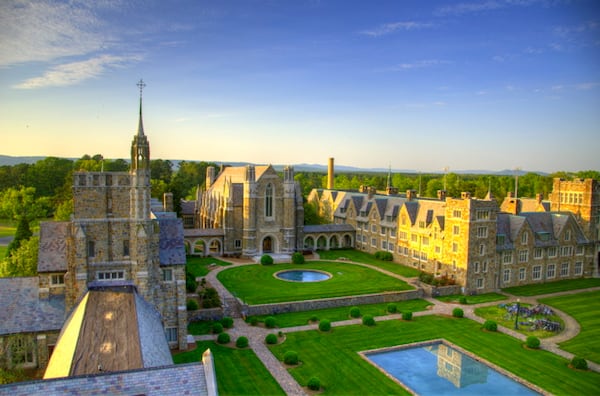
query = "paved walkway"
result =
(194, 259, 600, 395)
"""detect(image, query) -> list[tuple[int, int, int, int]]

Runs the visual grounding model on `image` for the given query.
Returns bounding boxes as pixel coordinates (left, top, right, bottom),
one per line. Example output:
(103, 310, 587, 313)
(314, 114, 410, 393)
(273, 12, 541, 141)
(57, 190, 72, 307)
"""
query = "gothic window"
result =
(547, 264, 556, 278)
(265, 183, 273, 218)
(87, 241, 95, 257)
(123, 240, 130, 257)
(165, 327, 178, 343)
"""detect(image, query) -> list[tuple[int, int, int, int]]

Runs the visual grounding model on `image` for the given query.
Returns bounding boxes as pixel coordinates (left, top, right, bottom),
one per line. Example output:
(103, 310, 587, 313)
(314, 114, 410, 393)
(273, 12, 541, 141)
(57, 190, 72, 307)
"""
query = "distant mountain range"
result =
(0, 155, 545, 176)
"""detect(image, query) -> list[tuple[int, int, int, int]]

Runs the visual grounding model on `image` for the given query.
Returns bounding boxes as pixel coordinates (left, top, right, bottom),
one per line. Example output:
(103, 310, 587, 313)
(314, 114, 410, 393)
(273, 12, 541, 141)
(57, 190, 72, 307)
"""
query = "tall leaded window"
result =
(265, 183, 273, 218)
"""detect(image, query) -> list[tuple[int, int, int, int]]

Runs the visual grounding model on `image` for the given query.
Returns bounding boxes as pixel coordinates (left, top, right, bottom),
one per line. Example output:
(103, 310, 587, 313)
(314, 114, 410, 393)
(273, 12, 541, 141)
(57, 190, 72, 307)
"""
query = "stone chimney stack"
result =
(437, 190, 447, 201)
(327, 157, 334, 190)
(461, 192, 472, 199)
(368, 186, 375, 199)
(406, 189, 416, 201)
(163, 192, 174, 212)
(206, 166, 216, 189)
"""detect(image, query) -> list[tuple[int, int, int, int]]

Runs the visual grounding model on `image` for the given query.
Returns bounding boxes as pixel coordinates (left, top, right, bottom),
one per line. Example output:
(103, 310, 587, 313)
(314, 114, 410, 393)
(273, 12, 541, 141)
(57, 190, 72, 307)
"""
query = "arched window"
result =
(265, 183, 273, 217)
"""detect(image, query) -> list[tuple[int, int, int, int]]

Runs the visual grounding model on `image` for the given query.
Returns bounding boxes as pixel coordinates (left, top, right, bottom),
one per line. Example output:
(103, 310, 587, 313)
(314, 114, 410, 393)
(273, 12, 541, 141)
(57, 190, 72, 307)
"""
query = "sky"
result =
(1, 0, 599, 173)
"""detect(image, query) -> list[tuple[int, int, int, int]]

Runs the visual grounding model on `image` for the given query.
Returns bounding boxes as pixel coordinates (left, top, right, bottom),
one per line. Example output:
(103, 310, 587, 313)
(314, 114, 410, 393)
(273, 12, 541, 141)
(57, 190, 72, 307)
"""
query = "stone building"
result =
(309, 162, 598, 293)
(182, 164, 305, 258)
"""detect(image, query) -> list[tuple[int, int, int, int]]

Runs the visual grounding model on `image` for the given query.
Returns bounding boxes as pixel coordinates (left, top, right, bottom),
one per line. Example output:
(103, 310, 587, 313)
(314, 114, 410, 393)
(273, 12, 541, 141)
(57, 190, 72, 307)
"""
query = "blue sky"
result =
(1, 0, 599, 172)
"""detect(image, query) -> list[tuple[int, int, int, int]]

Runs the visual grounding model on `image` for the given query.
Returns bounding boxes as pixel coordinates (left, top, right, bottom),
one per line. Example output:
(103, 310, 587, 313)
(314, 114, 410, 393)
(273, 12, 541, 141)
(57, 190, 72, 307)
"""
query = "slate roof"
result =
(180, 200, 197, 215)
(0, 277, 65, 335)
(303, 224, 356, 233)
(0, 363, 208, 396)
(158, 217, 186, 266)
(37, 222, 69, 273)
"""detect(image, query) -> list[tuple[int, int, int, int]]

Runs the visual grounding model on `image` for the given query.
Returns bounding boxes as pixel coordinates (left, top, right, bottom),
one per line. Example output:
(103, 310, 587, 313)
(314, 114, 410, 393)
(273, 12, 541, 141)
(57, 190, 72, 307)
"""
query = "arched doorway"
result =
(263, 236, 273, 253)
(329, 235, 339, 249)
(193, 240, 205, 256)
(209, 239, 221, 255)
(343, 234, 352, 248)
(304, 236, 315, 250)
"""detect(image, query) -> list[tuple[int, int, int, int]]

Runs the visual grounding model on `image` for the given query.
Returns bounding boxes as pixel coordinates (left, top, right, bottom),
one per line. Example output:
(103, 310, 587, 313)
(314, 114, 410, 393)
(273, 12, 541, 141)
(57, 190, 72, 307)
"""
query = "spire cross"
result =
(137, 79, 146, 99)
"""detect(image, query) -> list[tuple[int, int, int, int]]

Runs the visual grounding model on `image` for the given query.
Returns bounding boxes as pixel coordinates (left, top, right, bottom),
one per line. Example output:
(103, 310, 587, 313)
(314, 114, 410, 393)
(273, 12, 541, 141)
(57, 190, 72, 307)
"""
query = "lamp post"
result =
(514, 298, 520, 330)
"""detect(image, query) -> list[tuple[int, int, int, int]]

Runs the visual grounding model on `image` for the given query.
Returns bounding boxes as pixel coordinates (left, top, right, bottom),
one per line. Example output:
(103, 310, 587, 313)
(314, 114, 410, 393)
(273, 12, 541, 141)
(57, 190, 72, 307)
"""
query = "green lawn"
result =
(217, 262, 413, 304)
(0, 246, 7, 259)
(436, 292, 507, 304)
(0, 221, 16, 238)
(502, 278, 600, 296)
(173, 341, 285, 396)
(474, 303, 564, 338)
(540, 290, 600, 364)
(269, 315, 600, 395)
(247, 299, 432, 328)
(186, 255, 232, 278)
(188, 320, 219, 335)
(317, 249, 421, 277)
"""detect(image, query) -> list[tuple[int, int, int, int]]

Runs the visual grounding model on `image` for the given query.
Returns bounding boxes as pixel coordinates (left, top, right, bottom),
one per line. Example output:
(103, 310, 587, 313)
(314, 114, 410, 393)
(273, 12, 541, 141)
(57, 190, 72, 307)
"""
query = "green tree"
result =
(0, 236, 39, 277)
(0, 187, 47, 257)
(26, 157, 73, 198)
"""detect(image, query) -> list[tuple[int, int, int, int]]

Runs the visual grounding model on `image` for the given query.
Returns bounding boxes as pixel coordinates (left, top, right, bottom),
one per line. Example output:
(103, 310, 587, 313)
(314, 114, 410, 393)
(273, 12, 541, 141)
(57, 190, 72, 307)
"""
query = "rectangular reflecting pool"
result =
(364, 341, 542, 395)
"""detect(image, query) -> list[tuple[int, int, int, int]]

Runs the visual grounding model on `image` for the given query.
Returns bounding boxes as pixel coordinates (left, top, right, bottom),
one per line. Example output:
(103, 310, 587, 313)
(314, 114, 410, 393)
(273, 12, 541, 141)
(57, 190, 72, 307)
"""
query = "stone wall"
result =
(419, 283, 461, 297)
(188, 307, 224, 322)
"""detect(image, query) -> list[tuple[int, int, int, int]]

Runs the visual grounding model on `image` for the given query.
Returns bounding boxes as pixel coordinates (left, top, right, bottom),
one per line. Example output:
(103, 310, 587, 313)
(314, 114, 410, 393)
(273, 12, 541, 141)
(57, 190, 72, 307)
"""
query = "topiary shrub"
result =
(265, 333, 278, 345)
(483, 320, 497, 332)
(249, 317, 258, 326)
(402, 311, 413, 321)
(264, 316, 276, 328)
(387, 303, 397, 313)
(319, 319, 331, 332)
(459, 296, 468, 304)
(374, 251, 393, 261)
(261, 254, 274, 265)
(452, 308, 464, 318)
(200, 287, 221, 308)
(217, 332, 230, 344)
(291, 252, 305, 264)
(307, 377, 321, 391)
(212, 322, 223, 334)
(186, 271, 198, 293)
(349, 306, 361, 318)
(283, 350, 299, 365)
(236, 336, 249, 348)
(526, 336, 540, 349)
(571, 356, 588, 370)
(186, 299, 199, 311)
(362, 314, 375, 326)
(221, 316, 234, 329)
(309, 315, 319, 323)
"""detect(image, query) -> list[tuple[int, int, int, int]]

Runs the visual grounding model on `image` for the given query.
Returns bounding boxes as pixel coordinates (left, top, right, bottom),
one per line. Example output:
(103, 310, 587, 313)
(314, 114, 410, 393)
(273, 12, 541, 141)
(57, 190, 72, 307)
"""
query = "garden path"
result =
(195, 259, 600, 395)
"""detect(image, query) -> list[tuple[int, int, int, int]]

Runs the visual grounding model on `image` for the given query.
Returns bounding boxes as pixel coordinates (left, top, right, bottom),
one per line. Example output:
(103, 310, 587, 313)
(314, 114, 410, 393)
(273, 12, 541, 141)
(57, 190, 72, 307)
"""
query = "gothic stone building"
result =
(182, 164, 305, 257)
(309, 177, 598, 294)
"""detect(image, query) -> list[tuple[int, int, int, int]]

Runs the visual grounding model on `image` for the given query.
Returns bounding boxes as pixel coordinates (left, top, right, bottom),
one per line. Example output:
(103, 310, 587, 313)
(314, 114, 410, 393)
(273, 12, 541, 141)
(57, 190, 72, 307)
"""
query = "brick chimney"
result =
(437, 190, 447, 201)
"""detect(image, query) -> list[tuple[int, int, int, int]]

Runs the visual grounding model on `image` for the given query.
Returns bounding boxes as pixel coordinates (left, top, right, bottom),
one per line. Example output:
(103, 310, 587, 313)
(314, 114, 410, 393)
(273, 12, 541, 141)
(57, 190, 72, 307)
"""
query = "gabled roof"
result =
(208, 165, 272, 193)
(373, 198, 388, 220)
(180, 200, 196, 215)
(38, 222, 69, 273)
(158, 217, 186, 266)
(0, 277, 65, 336)
(303, 224, 356, 233)
(404, 201, 419, 225)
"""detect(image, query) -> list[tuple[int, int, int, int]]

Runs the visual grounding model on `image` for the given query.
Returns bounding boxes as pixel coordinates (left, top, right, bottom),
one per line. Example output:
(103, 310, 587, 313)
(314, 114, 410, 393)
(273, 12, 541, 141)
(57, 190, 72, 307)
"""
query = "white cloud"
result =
(360, 21, 432, 37)
(384, 59, 449, 71)
(435, 0, 545, 16)
(13, 54, 141, 89)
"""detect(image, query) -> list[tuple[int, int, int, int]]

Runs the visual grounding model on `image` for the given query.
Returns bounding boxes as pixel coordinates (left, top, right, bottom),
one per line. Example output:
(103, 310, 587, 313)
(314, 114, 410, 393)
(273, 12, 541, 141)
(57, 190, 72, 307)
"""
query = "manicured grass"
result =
(173, 341, 285, 396)
(0, 221, 16, 238)
(247, 299, 432, 328)
(268, 315, 600, 395)
(474, 303, 564, 338)
(317, 249, 421, 277)
(188, 320, 218, 335)
(0, 245, 7, 259)
(502, 278, 600, 296)
(186, 255, 232, 278)
(217, 262, 413, 305)
(540, 290, 600, 364)
(436, 292, 507, 304)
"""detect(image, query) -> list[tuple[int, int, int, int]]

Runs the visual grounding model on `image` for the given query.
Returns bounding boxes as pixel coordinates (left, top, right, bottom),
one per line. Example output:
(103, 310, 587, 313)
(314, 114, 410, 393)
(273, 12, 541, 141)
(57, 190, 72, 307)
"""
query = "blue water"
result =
(276, 270, 331, 282)
(366, 343, 539, 396)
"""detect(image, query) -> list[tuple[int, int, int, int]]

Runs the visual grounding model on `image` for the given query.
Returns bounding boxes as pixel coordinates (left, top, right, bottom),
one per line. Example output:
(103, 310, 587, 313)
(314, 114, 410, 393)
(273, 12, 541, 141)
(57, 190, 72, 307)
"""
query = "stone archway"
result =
(343, 234, 353, 248)
(316, 235, 327, 250)
(193, 240, 206, 256)
(304, 236, 315, 250)
(329, 235, 339, 249)
(209, 239, 221, 255)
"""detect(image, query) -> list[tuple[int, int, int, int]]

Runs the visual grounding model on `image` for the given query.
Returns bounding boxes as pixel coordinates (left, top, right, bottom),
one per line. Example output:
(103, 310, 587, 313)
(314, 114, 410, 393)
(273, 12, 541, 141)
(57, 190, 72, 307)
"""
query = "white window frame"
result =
(503, 269, 510, 283)
(165, 327, 178, 343)
(560, 262, 569, 277)
(532, 265, 542, 280)
(163, 268, 173, 282)
(547, 264, 556, 279)
(575, 261, 583, 275)
(97, 270, 125, 281)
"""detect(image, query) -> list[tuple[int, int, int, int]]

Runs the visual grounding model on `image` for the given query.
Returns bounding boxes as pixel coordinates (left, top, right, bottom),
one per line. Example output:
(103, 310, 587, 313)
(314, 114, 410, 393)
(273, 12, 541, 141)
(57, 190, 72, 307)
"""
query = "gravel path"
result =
(195, 259, 600, 394)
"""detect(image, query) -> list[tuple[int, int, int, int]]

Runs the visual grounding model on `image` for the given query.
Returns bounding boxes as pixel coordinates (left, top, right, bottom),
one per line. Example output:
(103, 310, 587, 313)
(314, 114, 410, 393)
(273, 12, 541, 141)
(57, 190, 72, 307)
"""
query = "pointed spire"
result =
(136, 79, 146, 136)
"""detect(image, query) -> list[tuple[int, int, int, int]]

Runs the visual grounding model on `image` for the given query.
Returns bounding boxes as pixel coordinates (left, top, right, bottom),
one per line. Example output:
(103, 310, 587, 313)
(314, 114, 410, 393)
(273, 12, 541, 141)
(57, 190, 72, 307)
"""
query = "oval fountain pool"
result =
(275, 270, 332, 282)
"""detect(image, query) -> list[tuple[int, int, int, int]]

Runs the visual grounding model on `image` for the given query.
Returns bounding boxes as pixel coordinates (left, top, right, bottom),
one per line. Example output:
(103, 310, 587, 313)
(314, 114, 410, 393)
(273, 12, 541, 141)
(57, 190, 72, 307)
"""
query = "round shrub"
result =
(217, 332, 230, 344)
(264, 316, 276, 328)
(387, 303, 397, 313)
(260, 254, 274, 265)
(309, 315, 319, 323)
(571, 356, 588, 370)
(221, 316, 234, 329)
(459, 296, 468, 304)
(236, 336, 249, 348)
(186, 299, 199, 311)
(291, 252, 305, 264)
(212, 322, 223, 334)
(307, 377, 321, 391)
(283, 350, 299, 365)
(526, 336, 540, 349)
(349, 306, 361, 318)
(319, 319, 331, 332)
(452, 308, 464, 318)
(362, 314, 375, 326)
(483, 320, 497, 332)
(265, 333, 278, 345)
(401, 311, 413, 321)
(249, 317, 258, 326)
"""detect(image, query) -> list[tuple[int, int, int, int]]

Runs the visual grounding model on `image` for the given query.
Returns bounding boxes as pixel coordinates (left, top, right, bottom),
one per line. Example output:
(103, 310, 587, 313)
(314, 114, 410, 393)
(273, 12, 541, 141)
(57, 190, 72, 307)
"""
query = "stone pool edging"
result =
(358, 339, 550, 396)
(273, 269, 333, 282)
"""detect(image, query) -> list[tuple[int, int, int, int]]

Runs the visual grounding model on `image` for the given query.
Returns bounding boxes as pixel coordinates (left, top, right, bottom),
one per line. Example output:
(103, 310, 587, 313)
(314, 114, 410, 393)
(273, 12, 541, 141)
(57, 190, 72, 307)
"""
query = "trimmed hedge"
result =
(291, 252, 305, 264)
(186, 299, 199, 311)
(571, 356, 588, 370)
(264, 316, 277, 328)
(217, 332, 230, 344)
(319, 319, 331, 332)
(452, 308, 464, 318)
(221, 316, 234, 329)
(349, 306, 361, 318)
(362, 315, 375, 326)
(526, 336, 540, 349)
(374, 251, 393, 261)
(260, 254, 274, 265)
(265, 333, 278, 345)
(401, 311, 413, 321)
(307, 377, 321, 391)
(309, 315, 319, 323)
(284, 350, 299, 365)
(236, 336, 249, 348)
(212, 322, 223, 334)
(459, 296, 468, 304)
(387, 303, 397, 313)
(483, 320, 497, 332)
